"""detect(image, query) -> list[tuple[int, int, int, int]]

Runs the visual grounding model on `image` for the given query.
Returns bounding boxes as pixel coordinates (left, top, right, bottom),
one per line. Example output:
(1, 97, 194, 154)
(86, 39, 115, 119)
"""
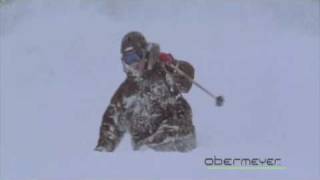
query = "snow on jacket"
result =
(95, 60, 196, 152)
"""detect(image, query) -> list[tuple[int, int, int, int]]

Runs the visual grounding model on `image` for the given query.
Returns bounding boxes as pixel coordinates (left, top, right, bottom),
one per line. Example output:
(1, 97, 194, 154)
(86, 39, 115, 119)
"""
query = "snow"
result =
(0, 0, 319, 180)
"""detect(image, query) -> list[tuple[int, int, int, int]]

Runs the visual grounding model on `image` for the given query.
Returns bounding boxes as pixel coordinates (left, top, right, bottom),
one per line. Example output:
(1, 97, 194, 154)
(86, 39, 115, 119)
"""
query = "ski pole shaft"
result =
(168, 63, 224, 106)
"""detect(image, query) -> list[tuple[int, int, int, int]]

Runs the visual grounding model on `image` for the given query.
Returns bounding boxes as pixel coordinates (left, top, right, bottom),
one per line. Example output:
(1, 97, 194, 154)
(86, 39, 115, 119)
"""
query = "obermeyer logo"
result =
(204, 155, 287, 170)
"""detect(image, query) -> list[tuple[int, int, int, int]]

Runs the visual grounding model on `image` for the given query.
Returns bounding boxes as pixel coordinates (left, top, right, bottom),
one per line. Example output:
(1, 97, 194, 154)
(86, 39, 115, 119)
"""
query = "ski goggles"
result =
(122, 50, 145, 65)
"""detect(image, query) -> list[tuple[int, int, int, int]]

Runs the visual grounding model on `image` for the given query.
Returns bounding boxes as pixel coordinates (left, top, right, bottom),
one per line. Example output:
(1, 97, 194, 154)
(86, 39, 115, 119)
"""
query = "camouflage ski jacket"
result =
(96, 60, 196, 152)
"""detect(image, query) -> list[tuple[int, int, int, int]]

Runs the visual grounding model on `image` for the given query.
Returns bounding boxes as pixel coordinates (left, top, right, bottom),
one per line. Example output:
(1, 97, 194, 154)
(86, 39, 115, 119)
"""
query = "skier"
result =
(95, 31, 196, 152)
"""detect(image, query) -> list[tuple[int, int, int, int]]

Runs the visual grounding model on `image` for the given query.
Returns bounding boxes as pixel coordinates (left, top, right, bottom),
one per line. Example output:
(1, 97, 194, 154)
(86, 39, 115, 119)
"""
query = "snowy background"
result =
(0, 0, 319, 179)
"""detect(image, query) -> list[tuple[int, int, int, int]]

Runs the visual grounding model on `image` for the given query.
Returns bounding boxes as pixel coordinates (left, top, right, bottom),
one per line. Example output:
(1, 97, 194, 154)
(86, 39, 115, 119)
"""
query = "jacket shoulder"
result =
(110, 78, 138, 106)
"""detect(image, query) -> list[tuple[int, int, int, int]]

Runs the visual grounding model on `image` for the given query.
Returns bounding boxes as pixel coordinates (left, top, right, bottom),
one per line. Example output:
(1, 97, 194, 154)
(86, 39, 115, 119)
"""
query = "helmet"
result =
(121, 31, 147, 55)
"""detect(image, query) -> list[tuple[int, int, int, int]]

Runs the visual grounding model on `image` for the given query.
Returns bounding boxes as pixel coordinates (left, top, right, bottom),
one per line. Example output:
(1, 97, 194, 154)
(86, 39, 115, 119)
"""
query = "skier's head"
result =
(121, 31, 148, 77)
(121, 31, 147, 55)
(120, 31, 162, 78)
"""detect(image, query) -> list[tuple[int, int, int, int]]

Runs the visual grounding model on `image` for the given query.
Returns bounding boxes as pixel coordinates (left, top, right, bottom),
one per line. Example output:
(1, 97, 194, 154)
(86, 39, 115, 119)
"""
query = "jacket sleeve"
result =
(167, 60, 195, 93)
(95, 80, 127, 152)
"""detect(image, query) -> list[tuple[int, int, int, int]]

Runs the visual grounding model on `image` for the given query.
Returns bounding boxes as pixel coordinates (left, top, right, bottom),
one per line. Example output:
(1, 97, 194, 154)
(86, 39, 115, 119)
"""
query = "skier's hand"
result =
(94, 143, 115, 152)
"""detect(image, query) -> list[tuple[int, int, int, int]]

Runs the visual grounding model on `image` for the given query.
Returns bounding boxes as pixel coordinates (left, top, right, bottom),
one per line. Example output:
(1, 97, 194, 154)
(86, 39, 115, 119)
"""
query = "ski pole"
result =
(168, 63, 224, 107)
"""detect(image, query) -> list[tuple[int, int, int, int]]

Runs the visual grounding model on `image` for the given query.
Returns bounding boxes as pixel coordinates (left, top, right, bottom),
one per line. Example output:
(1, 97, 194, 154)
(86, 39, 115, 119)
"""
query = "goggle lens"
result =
(122, 51, 142, 65)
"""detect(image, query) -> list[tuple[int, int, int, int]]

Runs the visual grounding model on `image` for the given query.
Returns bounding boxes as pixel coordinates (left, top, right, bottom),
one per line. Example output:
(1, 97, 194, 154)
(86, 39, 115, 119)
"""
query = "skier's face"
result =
(130, 60, 146, 72)
(123, 60, 146, 77)
(122, 50, 146, 75)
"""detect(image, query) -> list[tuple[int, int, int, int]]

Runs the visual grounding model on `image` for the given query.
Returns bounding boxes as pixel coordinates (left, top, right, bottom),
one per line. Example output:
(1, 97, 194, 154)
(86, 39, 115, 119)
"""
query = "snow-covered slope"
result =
(1, 0, 319, 179)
